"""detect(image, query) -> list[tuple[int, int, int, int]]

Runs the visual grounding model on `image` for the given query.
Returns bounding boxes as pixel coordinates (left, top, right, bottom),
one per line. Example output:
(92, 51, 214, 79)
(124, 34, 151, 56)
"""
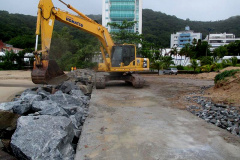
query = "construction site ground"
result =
(0, 71, 240, 159)
(75, 74, 240, 160)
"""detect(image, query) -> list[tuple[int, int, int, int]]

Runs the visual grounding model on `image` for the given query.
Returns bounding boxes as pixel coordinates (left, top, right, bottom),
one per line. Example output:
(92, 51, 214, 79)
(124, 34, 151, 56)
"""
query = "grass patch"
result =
(214, 69, 240, 84)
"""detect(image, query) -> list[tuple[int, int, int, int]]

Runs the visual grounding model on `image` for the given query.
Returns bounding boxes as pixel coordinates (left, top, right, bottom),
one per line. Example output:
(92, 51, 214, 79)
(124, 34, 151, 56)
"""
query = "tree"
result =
(7, 35, 35, 49)
(226, 40, 240, 56)
(107, 20, 143, 44)
(4, 50, 15, 63)
(170, 47, 178, 57)
(162, 56, 174, 69)
(200, 56, 213, 66)
(170, 47, 178, 65)
(192, 38, 197, 46)
(15, 50, 25, 69)
(152, 59, 164, 75)
(179, 44, 192, 65)
(190, 59, 198, 72)
(150, 48, 163, 75)
(213, 46, 228, 59)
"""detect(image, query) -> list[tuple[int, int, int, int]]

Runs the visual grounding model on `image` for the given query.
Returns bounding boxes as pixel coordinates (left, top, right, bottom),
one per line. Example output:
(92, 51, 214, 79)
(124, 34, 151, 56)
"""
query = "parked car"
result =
(163, 68, 178, 75)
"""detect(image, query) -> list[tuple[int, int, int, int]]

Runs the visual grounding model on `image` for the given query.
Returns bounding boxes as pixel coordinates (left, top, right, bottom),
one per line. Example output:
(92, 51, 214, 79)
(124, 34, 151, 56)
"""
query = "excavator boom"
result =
(32, 0, 114, 84)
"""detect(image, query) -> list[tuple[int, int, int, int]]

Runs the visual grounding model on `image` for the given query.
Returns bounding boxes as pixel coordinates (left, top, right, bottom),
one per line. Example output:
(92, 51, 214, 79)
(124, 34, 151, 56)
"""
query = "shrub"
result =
(214, 63, 222, 72)
(214, 69, 240, 84)
(201, 65, 211, 72)
(177, 65, 184, 70)
(200, 56, 213, 66)
(221, 59, 231, 68)
(230, 57, 238, 67)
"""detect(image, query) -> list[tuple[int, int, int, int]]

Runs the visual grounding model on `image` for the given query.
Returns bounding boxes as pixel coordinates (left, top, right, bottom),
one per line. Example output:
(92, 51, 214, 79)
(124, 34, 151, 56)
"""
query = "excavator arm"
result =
(32, 0, 114, 84)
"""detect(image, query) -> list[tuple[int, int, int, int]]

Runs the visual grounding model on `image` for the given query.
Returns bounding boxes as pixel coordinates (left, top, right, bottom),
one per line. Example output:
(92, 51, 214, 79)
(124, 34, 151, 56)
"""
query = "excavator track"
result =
(95, 72, 145, 89)
(131, 74, 145, 88)
(96, 75, 106, 89)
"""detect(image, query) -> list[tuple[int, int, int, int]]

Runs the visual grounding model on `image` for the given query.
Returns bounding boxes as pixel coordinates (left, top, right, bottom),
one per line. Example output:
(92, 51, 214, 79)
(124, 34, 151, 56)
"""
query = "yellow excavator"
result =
(32, 0, 149, 88)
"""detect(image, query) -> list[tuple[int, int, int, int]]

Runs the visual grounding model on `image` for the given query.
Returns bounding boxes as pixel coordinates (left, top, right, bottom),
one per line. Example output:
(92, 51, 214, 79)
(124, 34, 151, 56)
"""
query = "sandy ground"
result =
(0, 70, 38, 103)
(75, 76, 240, 160)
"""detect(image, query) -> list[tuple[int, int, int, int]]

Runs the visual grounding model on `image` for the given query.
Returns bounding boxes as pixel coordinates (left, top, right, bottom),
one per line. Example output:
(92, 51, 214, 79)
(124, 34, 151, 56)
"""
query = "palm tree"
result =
(153, 59, 164, 75)
(192, 38, 197, 46)
(179, 44, 192, 66)
(190, 59, 198, 73)
(170, 47, 178, 65)
(159, 47, 167, 57)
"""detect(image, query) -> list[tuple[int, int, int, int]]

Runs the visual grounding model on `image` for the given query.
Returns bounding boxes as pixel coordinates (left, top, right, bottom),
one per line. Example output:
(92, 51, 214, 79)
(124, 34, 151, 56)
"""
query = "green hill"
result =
(0, 10, 240, 49)
(142, 9, 240, 47)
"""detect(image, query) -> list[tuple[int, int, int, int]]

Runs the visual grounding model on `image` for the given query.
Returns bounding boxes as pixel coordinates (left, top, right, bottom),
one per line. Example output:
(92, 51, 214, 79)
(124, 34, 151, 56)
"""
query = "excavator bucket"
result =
(31, 60, 66, 84)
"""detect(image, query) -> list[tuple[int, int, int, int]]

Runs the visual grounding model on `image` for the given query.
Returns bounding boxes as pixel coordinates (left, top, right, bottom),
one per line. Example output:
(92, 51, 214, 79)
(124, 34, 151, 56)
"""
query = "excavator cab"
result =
(111, 45, 135, 67)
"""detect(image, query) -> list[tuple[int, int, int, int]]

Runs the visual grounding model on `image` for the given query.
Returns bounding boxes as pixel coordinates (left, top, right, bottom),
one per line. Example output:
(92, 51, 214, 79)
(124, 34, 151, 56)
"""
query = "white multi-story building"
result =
(170, 26, 202, 48)
(204, 33, 240, 51)
(102, 0, 142, 34)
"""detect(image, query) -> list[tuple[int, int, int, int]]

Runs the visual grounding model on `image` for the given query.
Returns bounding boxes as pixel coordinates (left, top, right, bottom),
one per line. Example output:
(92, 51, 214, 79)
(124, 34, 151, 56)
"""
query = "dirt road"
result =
(75, 75, 240, 160)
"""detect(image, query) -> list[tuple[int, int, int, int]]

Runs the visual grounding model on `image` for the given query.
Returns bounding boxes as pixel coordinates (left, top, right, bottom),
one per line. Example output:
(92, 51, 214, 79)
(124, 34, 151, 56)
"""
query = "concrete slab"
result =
(75, 78, 240, 160)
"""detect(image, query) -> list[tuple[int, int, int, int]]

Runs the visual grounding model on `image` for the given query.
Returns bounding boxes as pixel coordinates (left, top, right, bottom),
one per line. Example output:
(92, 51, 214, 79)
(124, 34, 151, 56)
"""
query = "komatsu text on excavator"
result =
(32, 0, 149, 88)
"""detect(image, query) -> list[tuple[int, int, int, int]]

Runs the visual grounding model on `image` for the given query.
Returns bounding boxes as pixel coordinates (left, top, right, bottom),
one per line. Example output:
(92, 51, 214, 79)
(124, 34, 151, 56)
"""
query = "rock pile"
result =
(187, 96, 240, 137)
(0, 69, 93, 160)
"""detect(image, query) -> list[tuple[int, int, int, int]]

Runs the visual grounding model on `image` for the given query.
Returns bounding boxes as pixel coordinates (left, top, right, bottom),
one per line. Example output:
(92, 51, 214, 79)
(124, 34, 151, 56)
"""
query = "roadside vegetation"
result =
(214, 69, 240, 84)
(0, 50, 32, 70)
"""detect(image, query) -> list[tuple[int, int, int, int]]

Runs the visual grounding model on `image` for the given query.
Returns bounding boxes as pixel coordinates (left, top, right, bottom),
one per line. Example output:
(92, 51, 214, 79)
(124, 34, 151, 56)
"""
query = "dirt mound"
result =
(220, 66, 240, 72)
(195, 72, 217, 80)
(205, 72, 240, 107)
(195, 67, 240, 80)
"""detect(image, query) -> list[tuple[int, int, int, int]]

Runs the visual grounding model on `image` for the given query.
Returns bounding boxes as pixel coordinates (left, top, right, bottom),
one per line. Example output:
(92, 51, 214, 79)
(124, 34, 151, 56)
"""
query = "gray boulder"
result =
(62, 105, 80, 115)
(12, 101, 31, 115)
(58, 81, 80, 94)
(78, 85, 92, 95)
(73, 129, 81, 138)
(21, 89, 37, 97)
(37, 89, 51, 98)
(70, 90, 84, 97)
(69, 111, 84, 129)
(70, 90, 90, 105)
(32, 100, 58, 112)
(11, 115, 75, 160)
(20, 94, 42, 105)
(0, 101, 21, 111)
(39, 106, 68, 117)
(32, 100, 69, 117)
(47, 93, 83, 107)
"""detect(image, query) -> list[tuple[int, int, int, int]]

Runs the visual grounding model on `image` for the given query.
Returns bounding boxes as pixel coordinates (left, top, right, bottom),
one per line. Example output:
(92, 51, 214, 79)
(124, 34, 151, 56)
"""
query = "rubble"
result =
(0, 69, 94, 159)
(187, 95, 240, 137)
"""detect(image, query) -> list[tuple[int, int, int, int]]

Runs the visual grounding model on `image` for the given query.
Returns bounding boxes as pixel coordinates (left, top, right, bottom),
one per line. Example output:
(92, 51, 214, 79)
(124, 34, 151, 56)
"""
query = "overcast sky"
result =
(0, 0, 239, 21)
